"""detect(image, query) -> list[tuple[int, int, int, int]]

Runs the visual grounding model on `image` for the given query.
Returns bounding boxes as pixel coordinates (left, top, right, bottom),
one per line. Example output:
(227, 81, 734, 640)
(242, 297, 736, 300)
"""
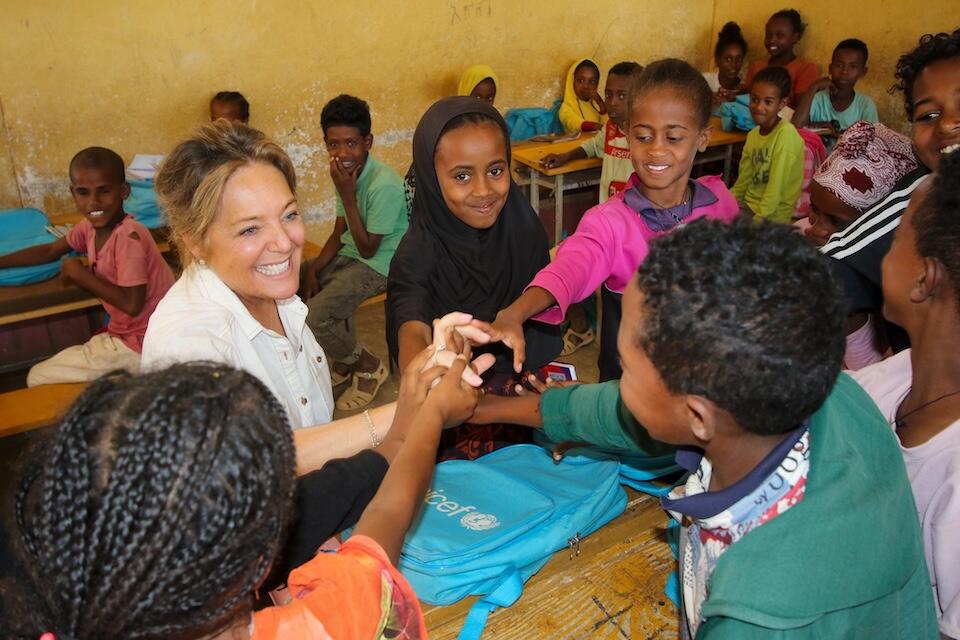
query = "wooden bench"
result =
(0, 382, 87, 438)
(423, 490, 678, 639)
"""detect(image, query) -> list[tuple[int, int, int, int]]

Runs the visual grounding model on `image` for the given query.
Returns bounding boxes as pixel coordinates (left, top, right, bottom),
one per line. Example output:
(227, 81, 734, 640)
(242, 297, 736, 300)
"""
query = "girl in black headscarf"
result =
(387, 96, 561, 459)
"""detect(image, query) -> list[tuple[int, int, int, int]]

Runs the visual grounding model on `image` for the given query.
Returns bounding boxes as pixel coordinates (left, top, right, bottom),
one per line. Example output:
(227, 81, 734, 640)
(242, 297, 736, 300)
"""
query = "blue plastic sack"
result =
(0, 208, 62, 286)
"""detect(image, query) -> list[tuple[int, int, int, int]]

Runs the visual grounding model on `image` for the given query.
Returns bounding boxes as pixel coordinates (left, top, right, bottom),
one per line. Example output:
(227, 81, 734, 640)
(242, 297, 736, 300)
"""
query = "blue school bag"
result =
(0, 208, 63, 286)
(505, 99, 564, 141)
(397, 444, 627, 639)
(125, 178, 165, 229)
(532, 430, 684, 497)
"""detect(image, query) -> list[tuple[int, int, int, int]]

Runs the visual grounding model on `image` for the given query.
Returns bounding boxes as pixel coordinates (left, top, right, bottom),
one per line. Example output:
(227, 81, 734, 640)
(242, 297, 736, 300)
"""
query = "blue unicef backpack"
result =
(396, 444, 627, 639)
(0, 208, 63, 286)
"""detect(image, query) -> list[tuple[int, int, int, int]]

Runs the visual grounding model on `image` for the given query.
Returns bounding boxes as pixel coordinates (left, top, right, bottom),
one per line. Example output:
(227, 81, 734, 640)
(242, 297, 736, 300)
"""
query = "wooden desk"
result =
(0, 382, 86, 438)
(512, 134, 603, 246)
(424, 491, 678, 639)
(512, 121, 747, 246)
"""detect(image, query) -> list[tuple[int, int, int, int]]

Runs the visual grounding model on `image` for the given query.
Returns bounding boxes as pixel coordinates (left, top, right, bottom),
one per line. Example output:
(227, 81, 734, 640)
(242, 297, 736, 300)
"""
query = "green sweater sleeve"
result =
(540, 381, 675, 456)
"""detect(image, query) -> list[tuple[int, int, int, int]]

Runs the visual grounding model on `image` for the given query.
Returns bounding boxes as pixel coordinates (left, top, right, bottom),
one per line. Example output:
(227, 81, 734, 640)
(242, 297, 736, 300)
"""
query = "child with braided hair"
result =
(13, 342, 479, 639)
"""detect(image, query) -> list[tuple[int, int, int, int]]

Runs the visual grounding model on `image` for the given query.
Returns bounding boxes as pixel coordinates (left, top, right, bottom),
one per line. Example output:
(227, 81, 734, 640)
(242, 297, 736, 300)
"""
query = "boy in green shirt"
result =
(731, 66, 804, 223)
(303, 94, 408, 410)
(475, 220, 937, 638)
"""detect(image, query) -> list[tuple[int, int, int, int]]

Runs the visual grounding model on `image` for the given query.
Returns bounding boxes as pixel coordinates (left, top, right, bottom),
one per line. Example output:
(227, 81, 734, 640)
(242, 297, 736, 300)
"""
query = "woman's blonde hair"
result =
(155, 120, 296, 265)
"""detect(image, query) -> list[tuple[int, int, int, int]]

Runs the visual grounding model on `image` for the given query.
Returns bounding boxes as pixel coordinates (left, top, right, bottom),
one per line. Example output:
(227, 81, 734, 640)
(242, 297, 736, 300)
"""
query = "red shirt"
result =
(66, 215, 174, 352)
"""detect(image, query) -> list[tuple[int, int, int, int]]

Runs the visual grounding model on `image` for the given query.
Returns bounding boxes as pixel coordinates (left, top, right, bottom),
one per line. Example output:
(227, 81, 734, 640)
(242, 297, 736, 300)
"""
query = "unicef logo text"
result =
(424, 489, 500, 531)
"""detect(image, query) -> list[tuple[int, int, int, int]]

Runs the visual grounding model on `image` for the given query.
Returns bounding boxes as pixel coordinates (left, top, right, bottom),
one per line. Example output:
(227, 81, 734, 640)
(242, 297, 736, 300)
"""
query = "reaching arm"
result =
(293, 401, 397, 475)
(0, 237, 71, 269)
(490, 286, 557, 373)
(353, 348, 480, 564)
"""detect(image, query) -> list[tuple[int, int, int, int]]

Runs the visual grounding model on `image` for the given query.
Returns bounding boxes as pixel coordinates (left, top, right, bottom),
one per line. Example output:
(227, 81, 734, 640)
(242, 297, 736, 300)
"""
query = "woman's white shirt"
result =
(142, 263, 334, 428)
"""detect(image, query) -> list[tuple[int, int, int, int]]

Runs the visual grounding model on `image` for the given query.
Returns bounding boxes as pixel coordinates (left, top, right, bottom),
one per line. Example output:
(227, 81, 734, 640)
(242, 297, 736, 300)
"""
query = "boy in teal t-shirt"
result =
(473, 220, 938, 639)
(792, 39, 879, 148)
(303, 94, 407, 410)
(731, 66, 804, 223)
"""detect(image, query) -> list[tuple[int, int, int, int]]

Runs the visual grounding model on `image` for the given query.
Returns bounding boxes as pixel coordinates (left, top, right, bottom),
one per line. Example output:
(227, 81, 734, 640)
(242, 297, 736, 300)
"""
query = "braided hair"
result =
(14, 362, 296, 639)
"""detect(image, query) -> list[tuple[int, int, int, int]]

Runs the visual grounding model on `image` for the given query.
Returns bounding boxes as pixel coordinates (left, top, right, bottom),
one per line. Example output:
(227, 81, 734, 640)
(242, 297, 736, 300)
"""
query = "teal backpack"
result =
(395, 444, 627, 639)
(504, 99, 564, 141)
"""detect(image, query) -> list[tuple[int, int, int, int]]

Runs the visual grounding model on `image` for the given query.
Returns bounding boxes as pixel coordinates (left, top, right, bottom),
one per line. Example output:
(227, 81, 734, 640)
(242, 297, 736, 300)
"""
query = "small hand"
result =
(489, 310, 526, 373)
(812, 76, 837, 95)
(60, 257, 87, 285)
(300, 260, 320, 299)
(540, 153, 567, 170)
(513, 372, 582, 396)
(549, 440, 590, 463)
(428, 312, 496, 386)
(329, 156, 359, 197)
(423, 345, 483, 428)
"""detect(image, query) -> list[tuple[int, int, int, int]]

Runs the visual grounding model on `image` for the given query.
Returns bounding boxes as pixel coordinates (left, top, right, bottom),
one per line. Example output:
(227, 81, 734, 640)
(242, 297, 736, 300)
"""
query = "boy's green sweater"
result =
(540, 374, 938, 638)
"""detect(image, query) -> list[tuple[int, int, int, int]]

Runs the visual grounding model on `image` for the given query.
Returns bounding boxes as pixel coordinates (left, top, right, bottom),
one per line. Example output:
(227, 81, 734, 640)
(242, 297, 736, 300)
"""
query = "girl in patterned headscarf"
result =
(805, 121, 918, 247)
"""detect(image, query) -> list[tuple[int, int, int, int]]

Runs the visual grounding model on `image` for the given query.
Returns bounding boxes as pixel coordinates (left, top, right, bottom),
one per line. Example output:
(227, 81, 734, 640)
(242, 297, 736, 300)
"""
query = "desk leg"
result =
(554, 173, 564, 246)
(530, 168, 541, 215)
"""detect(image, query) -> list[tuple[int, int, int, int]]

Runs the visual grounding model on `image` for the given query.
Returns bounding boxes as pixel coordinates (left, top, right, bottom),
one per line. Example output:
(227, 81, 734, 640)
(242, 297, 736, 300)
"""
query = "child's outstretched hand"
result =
(422, 346, 482, 428)
(489, 310, 526, 373)
(513, 372, 582, 396)
(429, 312, 496, 386)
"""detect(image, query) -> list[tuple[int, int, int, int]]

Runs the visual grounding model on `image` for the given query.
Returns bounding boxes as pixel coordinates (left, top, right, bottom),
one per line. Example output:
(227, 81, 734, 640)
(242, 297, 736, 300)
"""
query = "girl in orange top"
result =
(744, 8, 819, 108)
(13, 339, 483, 639)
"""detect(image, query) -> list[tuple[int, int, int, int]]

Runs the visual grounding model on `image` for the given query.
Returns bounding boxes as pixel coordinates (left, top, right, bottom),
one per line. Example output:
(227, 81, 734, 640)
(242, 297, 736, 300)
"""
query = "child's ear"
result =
(912, 256, 943, 303)
(698, 123, 713, 153)
(685, 394, 717, 443)
(364, 134, 373, 151)
(121, 182, 131, 200)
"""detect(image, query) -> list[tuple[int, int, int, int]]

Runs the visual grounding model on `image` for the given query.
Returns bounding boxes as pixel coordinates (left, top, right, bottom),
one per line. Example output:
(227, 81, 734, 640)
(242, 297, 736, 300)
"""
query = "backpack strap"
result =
(457, 565, 524, 640)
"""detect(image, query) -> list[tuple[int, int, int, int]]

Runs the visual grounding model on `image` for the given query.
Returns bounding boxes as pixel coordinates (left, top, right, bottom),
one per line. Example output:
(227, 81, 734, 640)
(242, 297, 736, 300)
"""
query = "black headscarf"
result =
(387, 96, 560, 372)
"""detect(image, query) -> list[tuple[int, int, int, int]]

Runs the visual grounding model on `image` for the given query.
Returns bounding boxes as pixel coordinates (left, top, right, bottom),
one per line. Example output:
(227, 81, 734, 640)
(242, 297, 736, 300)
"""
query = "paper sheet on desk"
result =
(127, 154, 166, 180)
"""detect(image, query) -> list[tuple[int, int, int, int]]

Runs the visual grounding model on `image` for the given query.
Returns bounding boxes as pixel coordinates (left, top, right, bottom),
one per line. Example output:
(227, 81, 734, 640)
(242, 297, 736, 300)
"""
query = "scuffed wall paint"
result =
(709, 1, 956, 134)
(0, 0, 712, 242)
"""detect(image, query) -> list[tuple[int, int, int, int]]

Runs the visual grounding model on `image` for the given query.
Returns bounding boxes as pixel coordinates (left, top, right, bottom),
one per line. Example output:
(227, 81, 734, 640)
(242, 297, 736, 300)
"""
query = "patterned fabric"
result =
(438, 371, 533, 460)
(814, 121, 918, 212)
(668, 429, 811, 638)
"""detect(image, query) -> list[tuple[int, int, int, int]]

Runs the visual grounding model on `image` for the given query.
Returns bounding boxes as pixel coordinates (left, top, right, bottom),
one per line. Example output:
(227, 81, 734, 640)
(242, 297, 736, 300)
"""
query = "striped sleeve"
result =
(819, 169, 929, 313)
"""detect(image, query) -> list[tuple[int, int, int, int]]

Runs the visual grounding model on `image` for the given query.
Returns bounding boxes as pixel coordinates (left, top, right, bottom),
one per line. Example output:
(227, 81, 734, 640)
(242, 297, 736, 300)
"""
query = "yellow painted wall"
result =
(0, 0, 711, 241)
(709, 1, 955, 132)
(2, 1, 951, 242)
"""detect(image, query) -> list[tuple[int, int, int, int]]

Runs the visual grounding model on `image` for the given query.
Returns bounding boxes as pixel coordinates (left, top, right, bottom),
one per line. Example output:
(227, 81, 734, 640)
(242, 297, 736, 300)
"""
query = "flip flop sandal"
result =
(559, 327, 595, 357)
(336, 359, 389, 411)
